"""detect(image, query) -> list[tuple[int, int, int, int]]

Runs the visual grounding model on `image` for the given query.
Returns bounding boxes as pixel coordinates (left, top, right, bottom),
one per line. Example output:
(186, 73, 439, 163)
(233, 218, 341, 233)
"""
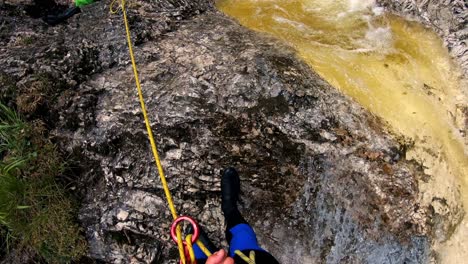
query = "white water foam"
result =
(363, 26, 394, 51)
(348, 0, 376, 12)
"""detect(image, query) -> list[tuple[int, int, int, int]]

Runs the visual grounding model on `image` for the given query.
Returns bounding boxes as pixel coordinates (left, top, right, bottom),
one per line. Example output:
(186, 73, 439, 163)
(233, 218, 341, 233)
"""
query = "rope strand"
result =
(117, 0, 186, 262)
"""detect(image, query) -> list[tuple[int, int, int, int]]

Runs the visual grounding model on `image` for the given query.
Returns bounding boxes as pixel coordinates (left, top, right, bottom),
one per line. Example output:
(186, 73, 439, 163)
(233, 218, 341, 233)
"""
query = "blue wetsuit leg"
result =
(228, 223, 265, 257)
(193, 243, 208, 261)
(194, 223, 267, 261)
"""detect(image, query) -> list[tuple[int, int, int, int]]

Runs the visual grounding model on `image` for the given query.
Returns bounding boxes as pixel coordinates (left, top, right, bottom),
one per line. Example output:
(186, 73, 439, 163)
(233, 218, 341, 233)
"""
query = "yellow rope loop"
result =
(235, 250, 256, 264)
(109, 0, 121, 14)
(113, 0, 187, 263)
(185, 235, 196, 263)
(249, 251, 256, 263)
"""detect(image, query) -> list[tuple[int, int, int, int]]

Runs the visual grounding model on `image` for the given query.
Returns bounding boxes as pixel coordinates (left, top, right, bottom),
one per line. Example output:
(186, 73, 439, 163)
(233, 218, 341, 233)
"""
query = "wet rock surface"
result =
(0, 1, 462, 263)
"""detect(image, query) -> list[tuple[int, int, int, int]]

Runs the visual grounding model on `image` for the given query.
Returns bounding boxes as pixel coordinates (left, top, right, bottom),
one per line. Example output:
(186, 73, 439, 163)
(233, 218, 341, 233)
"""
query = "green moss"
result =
(20, 36, 35, 46)
(0, 72, 17, 104)
(0, 103, 87, 263)
(16, 74, 50, 114)
(15, 72, 67, 115)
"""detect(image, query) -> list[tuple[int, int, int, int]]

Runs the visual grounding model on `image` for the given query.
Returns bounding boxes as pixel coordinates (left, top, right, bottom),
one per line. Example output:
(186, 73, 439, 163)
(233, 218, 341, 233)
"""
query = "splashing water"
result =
(217, 0, 468, 262)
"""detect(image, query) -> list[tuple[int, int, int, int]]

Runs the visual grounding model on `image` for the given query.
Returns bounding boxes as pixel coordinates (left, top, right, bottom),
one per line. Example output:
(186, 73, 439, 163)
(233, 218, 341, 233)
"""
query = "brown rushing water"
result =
(217, 0, 468, 262)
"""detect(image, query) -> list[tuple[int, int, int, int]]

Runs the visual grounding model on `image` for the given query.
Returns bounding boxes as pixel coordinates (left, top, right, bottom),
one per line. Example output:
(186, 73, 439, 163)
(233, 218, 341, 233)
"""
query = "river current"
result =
(217, 0, 468, 262)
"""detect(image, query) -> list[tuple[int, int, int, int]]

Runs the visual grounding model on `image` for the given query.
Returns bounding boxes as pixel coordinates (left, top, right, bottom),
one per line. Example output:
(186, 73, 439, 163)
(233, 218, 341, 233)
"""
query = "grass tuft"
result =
(0, 102, 87, 263)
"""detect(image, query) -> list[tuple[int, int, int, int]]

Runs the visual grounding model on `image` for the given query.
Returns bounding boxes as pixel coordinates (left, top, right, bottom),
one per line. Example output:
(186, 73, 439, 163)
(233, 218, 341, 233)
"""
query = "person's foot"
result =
(221, 167, 241, 215)
(43, 7, 81, 26)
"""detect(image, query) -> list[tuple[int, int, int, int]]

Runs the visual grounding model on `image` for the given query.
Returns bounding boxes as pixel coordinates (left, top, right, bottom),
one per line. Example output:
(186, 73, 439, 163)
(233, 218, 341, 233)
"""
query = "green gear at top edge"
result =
(75, 0, 94, 7)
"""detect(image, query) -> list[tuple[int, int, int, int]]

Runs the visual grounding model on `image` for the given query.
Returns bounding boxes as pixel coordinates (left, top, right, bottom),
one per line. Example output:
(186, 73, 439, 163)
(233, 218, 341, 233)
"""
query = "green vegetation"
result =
(16, 73, 57, 114)
(0, 72, 17, 103)
(0, 103, 87, 263)
(20, 36, 36, 46)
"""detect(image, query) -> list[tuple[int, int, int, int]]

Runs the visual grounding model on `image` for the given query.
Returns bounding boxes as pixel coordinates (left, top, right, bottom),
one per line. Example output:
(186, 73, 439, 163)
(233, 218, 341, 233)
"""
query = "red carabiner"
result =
(170, 216, 200, 245)
(170, 216, 200, 264)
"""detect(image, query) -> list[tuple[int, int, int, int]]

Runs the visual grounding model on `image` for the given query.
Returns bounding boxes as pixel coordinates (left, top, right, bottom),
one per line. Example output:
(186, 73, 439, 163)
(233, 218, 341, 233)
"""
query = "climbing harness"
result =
(110, 0, 211, 263)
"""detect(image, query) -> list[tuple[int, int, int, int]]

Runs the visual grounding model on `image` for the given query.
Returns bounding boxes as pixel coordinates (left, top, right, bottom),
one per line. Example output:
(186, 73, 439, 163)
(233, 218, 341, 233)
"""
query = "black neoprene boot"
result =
(222, 167, 247, 236)
(221, 167, 241, 215)
(43, 7, 81, 26)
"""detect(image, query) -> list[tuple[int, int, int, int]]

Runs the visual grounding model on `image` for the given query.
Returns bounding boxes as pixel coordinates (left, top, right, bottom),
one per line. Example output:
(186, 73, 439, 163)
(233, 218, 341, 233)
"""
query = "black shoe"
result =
(186, 224, 217, 255)
(43, 7, 81, 26)
(221, 167, 241, 215)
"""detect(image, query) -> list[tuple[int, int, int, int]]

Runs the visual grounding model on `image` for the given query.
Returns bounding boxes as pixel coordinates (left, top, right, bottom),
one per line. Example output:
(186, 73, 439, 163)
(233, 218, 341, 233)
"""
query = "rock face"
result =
(1, 1, 460, 263)
(377, 0, 468, 77)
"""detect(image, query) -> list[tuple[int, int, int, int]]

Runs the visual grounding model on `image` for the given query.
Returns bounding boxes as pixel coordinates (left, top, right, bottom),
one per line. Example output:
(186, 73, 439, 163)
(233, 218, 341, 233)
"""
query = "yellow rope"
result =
(109, 0, 119, 14)
(196, 240, 213, 257)
(249, 251, 256, 263)
(115, 0, 187, 262)
(112, 1, 215, 262)
(185, 235, 196, 263)
(235, 250, 256, 264)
